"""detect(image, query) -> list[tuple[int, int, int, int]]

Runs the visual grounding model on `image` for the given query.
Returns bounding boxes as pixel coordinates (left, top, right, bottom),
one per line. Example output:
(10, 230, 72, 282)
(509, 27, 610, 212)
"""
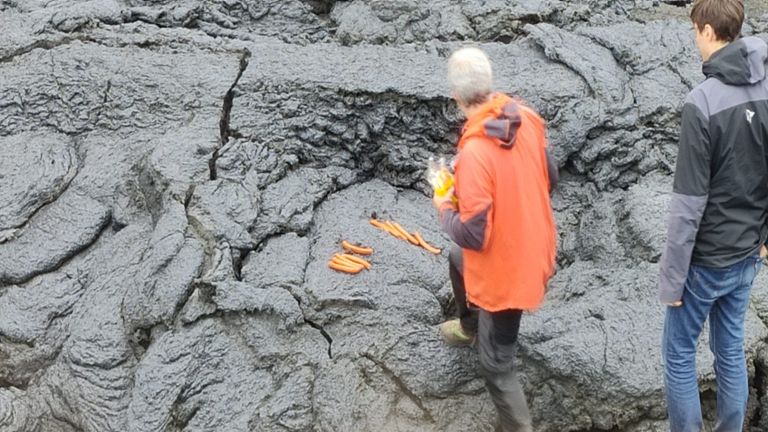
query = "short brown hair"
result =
(690, 0, 744, 42)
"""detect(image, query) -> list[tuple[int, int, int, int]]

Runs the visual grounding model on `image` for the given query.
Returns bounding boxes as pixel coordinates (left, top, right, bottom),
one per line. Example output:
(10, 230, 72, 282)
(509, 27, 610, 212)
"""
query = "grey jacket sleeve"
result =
(658, 102, 711, 303)
(439, 206, 490, 251)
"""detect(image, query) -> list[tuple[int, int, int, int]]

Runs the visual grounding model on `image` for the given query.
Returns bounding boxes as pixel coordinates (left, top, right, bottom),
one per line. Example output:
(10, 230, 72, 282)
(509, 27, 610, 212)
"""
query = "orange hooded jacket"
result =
(439, 93, 557, 311)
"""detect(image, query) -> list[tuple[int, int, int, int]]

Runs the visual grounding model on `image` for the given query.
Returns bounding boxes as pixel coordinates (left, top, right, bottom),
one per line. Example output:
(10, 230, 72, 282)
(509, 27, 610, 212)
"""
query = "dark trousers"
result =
(449, 245, 533, 432)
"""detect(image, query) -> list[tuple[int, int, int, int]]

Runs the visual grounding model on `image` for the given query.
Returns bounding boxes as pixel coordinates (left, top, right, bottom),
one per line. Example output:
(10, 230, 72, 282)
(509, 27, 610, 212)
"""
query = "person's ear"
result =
(451, 91, 463, 105)
(702, 23, 716, 42)
(451, 92, 466, 109)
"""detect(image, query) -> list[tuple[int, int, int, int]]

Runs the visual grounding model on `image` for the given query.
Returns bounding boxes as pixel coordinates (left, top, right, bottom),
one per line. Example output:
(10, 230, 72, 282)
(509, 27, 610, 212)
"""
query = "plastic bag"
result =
(427, 157, 457, 205)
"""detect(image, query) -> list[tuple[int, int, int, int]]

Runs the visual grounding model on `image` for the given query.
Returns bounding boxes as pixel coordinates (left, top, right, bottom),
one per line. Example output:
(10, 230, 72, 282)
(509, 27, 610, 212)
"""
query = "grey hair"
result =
(447, 47, 493, 106)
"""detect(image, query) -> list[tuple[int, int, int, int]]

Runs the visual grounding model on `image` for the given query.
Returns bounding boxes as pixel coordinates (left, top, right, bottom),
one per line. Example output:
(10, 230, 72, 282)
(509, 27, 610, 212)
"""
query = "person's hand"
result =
(432, 187, 455, 210)
(664, 301, 683, 307)
(761, 245, 767, 260)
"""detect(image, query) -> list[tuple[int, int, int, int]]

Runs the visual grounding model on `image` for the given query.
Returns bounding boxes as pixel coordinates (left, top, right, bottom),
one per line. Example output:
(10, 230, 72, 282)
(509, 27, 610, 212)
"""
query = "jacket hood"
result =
(703, 36, 768, 86)
(460, 93, 521, 150)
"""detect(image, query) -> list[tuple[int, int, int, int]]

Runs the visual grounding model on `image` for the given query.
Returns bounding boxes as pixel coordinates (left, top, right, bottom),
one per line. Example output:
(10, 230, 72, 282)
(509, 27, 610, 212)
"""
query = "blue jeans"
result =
(662, 254, 761, 432)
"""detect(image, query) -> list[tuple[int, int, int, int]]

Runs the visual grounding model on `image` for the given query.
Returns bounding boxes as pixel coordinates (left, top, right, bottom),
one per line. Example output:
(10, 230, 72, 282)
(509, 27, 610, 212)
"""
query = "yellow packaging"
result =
(427, 157, 458, 205)
(433, 168, 454, 197)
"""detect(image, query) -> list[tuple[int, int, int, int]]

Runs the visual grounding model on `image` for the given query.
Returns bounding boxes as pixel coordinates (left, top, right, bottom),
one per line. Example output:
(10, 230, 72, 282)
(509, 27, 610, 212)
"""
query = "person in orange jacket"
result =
(434, 47, 558, 432)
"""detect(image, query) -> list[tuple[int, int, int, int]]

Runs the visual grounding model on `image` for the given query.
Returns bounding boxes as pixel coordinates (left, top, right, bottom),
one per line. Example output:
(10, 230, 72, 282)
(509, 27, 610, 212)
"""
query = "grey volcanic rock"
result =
(127, 319, 291, 432)
(187, 179, 259, 250)
(215, 139, 299, 190)
(328, 0, 655, 46)
(0, 273, 85, 388)
(571, 129, 676, 190)
(0, 132, 78, 240)
(128, 312, 327, 432)
(142, 126, 219, 202)
(5, 1, 768, 431)
(122, 201, 205, 330)
(242, 232, 310, 292)
(578, 20, 695, 75)
(0, 387, 41, 432)
(630, 67, 688, 125)
(331, 0, 475, 45)
(178, 286, 217, 325)
(621, 174, 672, 262)
(0, 190, 110, 285)
(181, 0, 334, 43)
(526, 22, 633, 111)
(753, 266, 768, 319)
(0, 37, 239, 148)
(212, 282, 304, 328)
(575, 190, 626, 263)
(253, 166, 357, 242)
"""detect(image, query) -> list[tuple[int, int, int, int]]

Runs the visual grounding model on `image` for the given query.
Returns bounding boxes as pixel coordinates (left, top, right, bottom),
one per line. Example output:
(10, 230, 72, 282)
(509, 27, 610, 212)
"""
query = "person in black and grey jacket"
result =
(659, 1, 768, 431)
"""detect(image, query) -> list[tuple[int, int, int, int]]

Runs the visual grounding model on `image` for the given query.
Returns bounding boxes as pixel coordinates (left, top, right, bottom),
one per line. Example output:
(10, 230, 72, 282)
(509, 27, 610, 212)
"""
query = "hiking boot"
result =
(439, 319, 475, 347)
